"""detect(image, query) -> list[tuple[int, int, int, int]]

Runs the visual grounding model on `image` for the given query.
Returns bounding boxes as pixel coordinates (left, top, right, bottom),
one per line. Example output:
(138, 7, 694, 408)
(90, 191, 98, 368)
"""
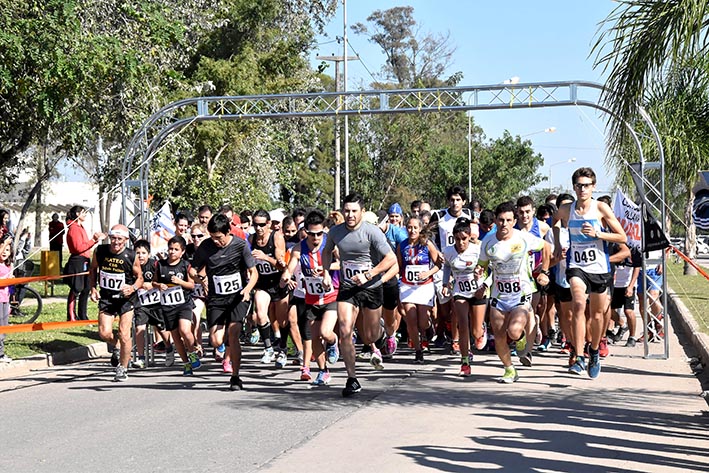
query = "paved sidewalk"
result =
(258, 328, 708, 473)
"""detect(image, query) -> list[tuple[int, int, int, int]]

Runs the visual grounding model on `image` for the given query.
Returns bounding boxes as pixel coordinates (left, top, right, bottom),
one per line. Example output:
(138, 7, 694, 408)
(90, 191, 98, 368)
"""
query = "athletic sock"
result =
(258, 323, 273, 349)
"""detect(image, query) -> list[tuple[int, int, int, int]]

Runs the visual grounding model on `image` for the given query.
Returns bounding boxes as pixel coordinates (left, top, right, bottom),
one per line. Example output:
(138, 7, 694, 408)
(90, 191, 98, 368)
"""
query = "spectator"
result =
(48, 213, 65, 268)
(0, 235, 13, 363)
(65, 206, 105, 321)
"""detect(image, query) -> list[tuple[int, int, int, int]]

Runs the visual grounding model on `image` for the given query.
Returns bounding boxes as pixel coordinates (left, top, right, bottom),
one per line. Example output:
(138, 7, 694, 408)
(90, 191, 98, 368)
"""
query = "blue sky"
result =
(311, 1, 618, 194)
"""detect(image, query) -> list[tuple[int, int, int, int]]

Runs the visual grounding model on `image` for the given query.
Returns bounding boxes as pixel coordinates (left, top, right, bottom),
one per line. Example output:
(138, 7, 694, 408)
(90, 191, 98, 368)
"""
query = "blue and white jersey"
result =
(567, 200, 610, 275)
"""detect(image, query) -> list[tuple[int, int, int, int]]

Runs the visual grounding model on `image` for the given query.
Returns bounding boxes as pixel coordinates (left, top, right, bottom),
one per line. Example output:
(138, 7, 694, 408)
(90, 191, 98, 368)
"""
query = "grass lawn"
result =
(666, 259, 709, 334)
(3, 301, 102, 359)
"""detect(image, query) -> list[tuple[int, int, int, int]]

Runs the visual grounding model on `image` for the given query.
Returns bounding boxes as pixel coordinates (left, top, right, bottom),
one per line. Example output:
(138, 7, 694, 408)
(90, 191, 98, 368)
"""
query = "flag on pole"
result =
(150, 201, 174, 256)
(613, 189, 641, 250)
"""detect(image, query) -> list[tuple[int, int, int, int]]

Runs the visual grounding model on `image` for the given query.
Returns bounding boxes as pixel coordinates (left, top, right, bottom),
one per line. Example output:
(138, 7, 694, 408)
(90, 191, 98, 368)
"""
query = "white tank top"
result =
(567, 200, 610, 275)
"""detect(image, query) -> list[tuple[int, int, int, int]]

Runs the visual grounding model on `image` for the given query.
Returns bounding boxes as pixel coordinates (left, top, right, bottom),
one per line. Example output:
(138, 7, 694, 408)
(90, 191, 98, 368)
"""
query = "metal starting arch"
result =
(120, 80, 669, 359)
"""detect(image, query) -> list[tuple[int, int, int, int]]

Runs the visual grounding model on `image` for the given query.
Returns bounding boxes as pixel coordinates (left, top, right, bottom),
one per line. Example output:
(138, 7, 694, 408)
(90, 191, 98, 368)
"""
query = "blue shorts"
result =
(637, 268, 662, 294)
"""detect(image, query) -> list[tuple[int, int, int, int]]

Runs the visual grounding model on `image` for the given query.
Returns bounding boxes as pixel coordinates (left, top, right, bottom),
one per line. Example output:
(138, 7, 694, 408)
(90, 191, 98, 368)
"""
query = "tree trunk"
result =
(33, 177, 42, 247)
(684, 191, 697, 276)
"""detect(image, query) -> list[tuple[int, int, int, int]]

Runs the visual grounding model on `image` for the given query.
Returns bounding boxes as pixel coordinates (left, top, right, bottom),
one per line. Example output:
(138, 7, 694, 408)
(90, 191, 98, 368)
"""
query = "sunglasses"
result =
(306, 230, 324, 236)
(254, 222, 269, 227)
(574, 182, 594, 189)
(192, 234, 205, 239)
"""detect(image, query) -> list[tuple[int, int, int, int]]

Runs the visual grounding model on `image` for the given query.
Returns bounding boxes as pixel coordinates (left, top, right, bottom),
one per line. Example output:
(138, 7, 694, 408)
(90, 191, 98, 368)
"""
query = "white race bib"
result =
(495, 275, 521, 296)
(99, 271, 125, 291)
(341, 261, 372, 282)
(213, 273, 243, 295)
(255, 261, 277, 275)
(404, 264, 428, 284)
(304, 276, 331, 295)
(137, 288, 160, 306)
(161, 286, 185, 306)
(454, 272, 479, 297)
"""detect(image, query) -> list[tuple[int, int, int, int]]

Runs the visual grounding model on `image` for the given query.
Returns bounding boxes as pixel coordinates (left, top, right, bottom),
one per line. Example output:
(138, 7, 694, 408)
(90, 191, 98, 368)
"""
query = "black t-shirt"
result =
(193, 236, 255, 307)
(155, 258, 193, 313)
(95, 244, 137, 300)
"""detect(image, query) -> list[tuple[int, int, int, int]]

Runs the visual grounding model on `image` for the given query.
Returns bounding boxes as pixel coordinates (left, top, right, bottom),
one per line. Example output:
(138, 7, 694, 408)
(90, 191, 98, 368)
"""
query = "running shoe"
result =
(451, 340, 461, 355)
(214, 343, 226, 362)
(342, 377, 362, 397)
(131, 356, 146, 369)
(421, 340, 430, 353)
(260, 347, 275, 364)
(385, 336, 398, 357)
(613, 325, 628, 343)
(110, 348, 120, 367)
(165, 345, 175, 367)
(515, 333, 527, 354)
(188, 351, 202, 370)
(229, 375, 243, 391)
(520, 351, 533, 367)
(625, 336, 637, 348)
(458, 363, 471, 377)
(356, 351, 372, 361)
(300, 366, 312, 381)
(588, 349, 601, 379)
(568, 356, 587, 375)
(0, 355, 12, 363)
(183, 362, 193, 376)
(249, 329, 260, 345)
(414, 350, 424, 364)
(275, 351, 287, 368)
(293, 350, 304, 366)
(370, 348, 384, 370)
(536, 337, 551, 352)
(153, 341, 166, 353)
(560, 341, 571, 355)
(497, 365, 519, 384)
(114, 365, 128, 382)
(326, 338, 339, 365)
(475, 324, 488, 351)
(222, 359, 233, 374)
(599, 338, 609, 358)
(312, 370, 331, 386)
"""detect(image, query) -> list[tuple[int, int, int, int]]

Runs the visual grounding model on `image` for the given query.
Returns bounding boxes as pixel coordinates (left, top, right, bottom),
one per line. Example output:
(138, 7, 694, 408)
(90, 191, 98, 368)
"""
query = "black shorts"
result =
(452, 295, 489, 306)
(611, 287, 635, 310)
(556, 286, 572, 303)
(134, 307, 164, 329)
(255, 284, 289, 302)
(307, 301, 338, 321)
(163, 305, 195, 332)
(207, 297, 252, 328)
(99, 297, 135, 317)
(337, 284, 383, 310)
(382, 278, 400, 311)
(566, 268, 611, 295)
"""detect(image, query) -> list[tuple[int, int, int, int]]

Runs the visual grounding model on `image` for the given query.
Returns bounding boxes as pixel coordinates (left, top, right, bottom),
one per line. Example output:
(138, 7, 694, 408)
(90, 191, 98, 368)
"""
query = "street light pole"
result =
(549, 157, 577, 193)
(468, 113, 472, 202)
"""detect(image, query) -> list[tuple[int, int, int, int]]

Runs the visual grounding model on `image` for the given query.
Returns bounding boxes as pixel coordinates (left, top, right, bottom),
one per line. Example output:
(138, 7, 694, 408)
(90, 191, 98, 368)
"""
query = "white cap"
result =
(362, 211, 378, 225)
(269, 208, 286, 223)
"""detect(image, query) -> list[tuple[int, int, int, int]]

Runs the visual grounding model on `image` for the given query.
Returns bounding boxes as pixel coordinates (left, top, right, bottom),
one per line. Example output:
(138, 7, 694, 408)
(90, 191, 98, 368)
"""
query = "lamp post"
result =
(467, 112, 473, 202)
(522, 127, 556, 138)
(549, 157, 577, 193)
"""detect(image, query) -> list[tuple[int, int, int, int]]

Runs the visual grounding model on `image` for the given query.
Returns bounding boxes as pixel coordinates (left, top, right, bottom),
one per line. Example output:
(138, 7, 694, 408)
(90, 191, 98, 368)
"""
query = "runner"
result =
(397, 216, 441, 364)
(553, 167, 626, 379)
(477, 202, 550, 383)
(441, 217, 487, 376)
(321, 193, 397, 397)
(281, 210, 340, 385)
(429, 186, 474, 354)
(378, 203, 408, 357)
(191, 214, 258, 391)
(249, 210, 296, 365)
(132, 239, 172, 369)
(153, 236, 201, 375)
(90, 224, 143, 382)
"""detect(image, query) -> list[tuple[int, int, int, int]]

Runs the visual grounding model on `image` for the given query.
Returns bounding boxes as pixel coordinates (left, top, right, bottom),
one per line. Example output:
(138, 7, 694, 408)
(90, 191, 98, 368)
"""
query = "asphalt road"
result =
(1, 326, 708, 473)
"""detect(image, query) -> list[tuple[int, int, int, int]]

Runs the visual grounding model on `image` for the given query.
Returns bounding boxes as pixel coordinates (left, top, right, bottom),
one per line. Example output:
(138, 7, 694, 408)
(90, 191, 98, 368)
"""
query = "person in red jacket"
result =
(65, 206, 105, 321)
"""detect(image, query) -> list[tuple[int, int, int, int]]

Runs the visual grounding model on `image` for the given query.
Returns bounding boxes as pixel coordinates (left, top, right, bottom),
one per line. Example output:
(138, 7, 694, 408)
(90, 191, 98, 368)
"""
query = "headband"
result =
(109, 229, 129, 238)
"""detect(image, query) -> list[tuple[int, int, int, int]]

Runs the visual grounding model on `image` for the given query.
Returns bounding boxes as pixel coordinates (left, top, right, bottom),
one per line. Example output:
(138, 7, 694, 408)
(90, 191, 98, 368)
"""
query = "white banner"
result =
(613, 189, 641, 250)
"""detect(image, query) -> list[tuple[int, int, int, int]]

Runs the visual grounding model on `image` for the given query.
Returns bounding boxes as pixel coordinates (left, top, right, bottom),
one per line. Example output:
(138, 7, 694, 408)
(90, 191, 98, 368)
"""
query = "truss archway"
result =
(120, 80, 668, 359)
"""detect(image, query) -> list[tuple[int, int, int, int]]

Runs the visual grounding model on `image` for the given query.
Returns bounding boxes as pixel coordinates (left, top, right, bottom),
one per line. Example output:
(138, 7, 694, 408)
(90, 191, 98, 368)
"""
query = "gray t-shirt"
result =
(323, 221, 392, 289)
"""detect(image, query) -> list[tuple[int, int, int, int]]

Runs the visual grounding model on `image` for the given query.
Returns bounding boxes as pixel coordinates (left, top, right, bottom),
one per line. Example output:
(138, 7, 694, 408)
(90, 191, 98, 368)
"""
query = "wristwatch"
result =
(364, 271, 372, 281)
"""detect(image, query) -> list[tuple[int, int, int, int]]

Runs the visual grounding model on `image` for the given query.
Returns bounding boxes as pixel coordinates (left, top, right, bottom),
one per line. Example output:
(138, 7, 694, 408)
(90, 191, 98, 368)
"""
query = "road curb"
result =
(0, 342, 108, 379)
(667, 287, 709, 366)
